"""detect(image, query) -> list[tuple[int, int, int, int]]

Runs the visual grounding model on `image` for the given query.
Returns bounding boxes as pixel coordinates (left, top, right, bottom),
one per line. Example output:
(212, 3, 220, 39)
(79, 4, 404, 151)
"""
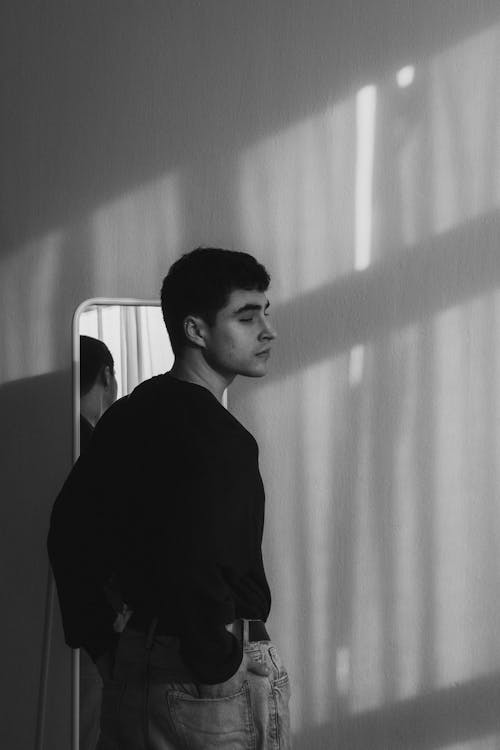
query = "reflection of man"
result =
(78, 336, 118, 750)
(48, 248, 291, 749)
(79, 336, 118, 452)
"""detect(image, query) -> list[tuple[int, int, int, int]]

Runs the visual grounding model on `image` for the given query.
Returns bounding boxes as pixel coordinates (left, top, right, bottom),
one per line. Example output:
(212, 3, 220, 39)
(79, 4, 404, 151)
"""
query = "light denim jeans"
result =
(96, 625, 291, 750)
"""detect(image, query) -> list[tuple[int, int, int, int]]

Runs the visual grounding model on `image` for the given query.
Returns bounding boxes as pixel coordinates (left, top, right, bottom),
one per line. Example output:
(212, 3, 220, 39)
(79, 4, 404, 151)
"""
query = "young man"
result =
(48, 248, 291, 750)
(79, 335, 118, 452)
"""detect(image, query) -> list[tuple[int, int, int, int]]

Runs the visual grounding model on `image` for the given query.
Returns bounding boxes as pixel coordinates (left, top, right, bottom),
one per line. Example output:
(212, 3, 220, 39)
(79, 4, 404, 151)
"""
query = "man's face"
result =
(202, 289, 277, 378)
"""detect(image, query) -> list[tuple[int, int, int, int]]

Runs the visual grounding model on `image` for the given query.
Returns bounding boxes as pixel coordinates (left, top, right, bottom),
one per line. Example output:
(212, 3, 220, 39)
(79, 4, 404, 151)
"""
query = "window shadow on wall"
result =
(2, 4, 500, 749)
(291, 671, 500, 750)
(230, 207, 500, 748)
(338, 671, 500, 749)
(2, 0, 499, 256)
(263, 208, 500, 384)
(0, 370, 72, 750)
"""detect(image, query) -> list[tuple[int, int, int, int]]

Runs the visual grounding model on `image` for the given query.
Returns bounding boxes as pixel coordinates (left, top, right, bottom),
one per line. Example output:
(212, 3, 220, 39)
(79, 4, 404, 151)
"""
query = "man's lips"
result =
(255, 349, 271, 357)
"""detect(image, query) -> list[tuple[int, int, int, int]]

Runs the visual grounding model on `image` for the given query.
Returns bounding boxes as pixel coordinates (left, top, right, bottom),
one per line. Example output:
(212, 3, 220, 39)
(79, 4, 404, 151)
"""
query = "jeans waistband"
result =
(128, 616, 269, 648)
(225, 619, 270, 644)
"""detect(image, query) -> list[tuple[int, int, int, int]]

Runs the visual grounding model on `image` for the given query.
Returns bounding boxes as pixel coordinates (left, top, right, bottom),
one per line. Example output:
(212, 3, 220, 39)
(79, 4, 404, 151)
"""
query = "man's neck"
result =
(80, 388, 105, 427)
(169, 354, 233, 403)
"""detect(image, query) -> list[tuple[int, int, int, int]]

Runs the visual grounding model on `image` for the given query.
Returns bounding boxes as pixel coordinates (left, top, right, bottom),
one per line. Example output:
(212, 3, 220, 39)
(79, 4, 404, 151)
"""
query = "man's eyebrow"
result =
(233, 300, 271, 315)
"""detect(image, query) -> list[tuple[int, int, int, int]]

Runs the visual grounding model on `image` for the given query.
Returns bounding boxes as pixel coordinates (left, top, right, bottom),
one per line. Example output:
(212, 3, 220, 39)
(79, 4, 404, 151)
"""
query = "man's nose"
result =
(261, 318, 277, 340)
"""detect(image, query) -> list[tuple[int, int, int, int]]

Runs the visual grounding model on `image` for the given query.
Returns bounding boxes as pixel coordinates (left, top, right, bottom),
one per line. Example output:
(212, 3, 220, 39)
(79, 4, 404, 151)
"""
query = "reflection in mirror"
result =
(79, 302, 174, 400)
(73, 299, 174, 750)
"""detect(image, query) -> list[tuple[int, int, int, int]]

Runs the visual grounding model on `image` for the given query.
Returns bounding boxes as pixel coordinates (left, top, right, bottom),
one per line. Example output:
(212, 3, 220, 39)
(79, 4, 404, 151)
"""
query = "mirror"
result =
(71, 298, 174, 750)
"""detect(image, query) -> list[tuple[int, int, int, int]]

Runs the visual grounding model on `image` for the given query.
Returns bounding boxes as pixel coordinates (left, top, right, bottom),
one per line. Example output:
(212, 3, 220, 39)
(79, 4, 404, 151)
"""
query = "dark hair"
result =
(80, 335, 115, 396)
(161, 247, 270, 355)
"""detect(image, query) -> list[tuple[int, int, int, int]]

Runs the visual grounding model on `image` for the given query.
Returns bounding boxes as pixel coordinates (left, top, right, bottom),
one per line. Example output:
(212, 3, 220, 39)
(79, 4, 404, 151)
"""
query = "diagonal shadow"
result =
(290, 671, 500, 750)
(2, 0, 499, 254)
(263, 208, 500, 384)
(336, 670, 500, 750)
(0, 370, 73, 750)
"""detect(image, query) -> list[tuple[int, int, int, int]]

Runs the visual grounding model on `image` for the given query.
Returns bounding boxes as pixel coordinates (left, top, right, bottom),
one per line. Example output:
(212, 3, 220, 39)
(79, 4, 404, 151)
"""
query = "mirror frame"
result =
(69, 296, 227, 748)
(70, 298, 160, 750)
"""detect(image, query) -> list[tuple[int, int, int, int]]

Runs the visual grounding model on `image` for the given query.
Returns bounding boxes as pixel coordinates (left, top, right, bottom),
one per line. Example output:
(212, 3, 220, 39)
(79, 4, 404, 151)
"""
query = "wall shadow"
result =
(337, 670, 500, 749)
(262, 208, 500, 382)
(232, 205, 500, 749)
(2, 3, 500, 749)
(0, 370, 73, 750)
(291, 671, 500, 749)
(2, 0, 499, 254)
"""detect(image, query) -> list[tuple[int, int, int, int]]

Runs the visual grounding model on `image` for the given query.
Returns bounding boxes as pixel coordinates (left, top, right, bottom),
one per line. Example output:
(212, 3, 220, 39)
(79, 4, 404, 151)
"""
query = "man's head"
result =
(161, 247, 276, 378)
(80, 336, 118, 416)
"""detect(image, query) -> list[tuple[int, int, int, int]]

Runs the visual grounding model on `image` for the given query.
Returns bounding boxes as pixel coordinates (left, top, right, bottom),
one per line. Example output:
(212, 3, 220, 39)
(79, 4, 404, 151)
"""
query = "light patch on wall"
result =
(91, 172, 182, 291)
(299, 358, 337, 724)
(391, 324, 423, 701)
(348, 344, 365, 387)
(396, 65, 415, 88)
(430, 24, 500, 236)
(348, 84, 377, 387)
(354, 85, 376, 273)
(238, 97, 356, 305)
(0, 229, 64, 383)
(336, 646, 351, 696)
(433, 296, 500, 689)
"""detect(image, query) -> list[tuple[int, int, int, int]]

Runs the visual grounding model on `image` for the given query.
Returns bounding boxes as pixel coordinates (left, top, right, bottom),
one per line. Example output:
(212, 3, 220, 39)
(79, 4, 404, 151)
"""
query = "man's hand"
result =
(198, 653, 271, 698)
(242, 652, 270, 677)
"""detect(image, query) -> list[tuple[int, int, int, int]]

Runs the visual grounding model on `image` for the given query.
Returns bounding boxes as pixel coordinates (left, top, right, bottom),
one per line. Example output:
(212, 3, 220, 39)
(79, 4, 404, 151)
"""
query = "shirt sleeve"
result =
(165, 405, 255, 684)
(47, 472, 118, 661)
(47, 400, 129, 661)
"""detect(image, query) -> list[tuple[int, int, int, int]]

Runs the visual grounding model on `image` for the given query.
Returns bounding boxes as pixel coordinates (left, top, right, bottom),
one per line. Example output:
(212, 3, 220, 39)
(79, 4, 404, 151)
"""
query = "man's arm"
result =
(47, 399, 130, 660)
(47, 483, 118, 660)
(165, 419, 261, 684)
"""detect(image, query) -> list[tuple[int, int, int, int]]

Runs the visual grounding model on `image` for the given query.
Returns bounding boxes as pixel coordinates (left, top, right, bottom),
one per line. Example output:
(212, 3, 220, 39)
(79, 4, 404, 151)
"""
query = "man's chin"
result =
(241, 363, 269, 378)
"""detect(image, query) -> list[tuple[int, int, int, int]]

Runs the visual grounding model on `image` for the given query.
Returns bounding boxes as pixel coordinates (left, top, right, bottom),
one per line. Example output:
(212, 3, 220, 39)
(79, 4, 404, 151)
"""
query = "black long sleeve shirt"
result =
(48, 374, 271, 684)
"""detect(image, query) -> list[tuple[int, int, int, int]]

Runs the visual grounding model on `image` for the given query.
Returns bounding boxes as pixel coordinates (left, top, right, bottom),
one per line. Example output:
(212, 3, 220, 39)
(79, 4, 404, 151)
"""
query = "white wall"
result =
(2, 2, 500, 748)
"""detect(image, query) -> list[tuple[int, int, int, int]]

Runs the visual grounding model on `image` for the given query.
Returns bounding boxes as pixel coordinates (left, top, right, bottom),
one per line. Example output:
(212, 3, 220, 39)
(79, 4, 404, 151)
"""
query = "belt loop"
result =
(243, 619, 249, 645)
(145, 617, 158, 650)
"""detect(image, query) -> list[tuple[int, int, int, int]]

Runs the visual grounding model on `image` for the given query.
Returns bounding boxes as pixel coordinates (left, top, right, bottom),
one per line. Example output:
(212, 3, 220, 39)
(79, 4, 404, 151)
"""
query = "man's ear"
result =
(184, 315, 208, 348)
(102, 365, 113, 388)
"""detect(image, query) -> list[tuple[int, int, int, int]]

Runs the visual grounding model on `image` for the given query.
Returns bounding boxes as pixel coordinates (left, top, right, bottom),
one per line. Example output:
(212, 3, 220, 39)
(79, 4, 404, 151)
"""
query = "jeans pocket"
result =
(167, 680, 256, 750)
(272, 673, 291, 748)
(267, 645, 288, 680)
(265, 647, 292, 750)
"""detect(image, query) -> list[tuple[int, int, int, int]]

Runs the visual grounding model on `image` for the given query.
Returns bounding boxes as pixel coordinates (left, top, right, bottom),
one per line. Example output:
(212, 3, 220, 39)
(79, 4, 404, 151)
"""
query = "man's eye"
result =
(239, 318, 253, 323)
